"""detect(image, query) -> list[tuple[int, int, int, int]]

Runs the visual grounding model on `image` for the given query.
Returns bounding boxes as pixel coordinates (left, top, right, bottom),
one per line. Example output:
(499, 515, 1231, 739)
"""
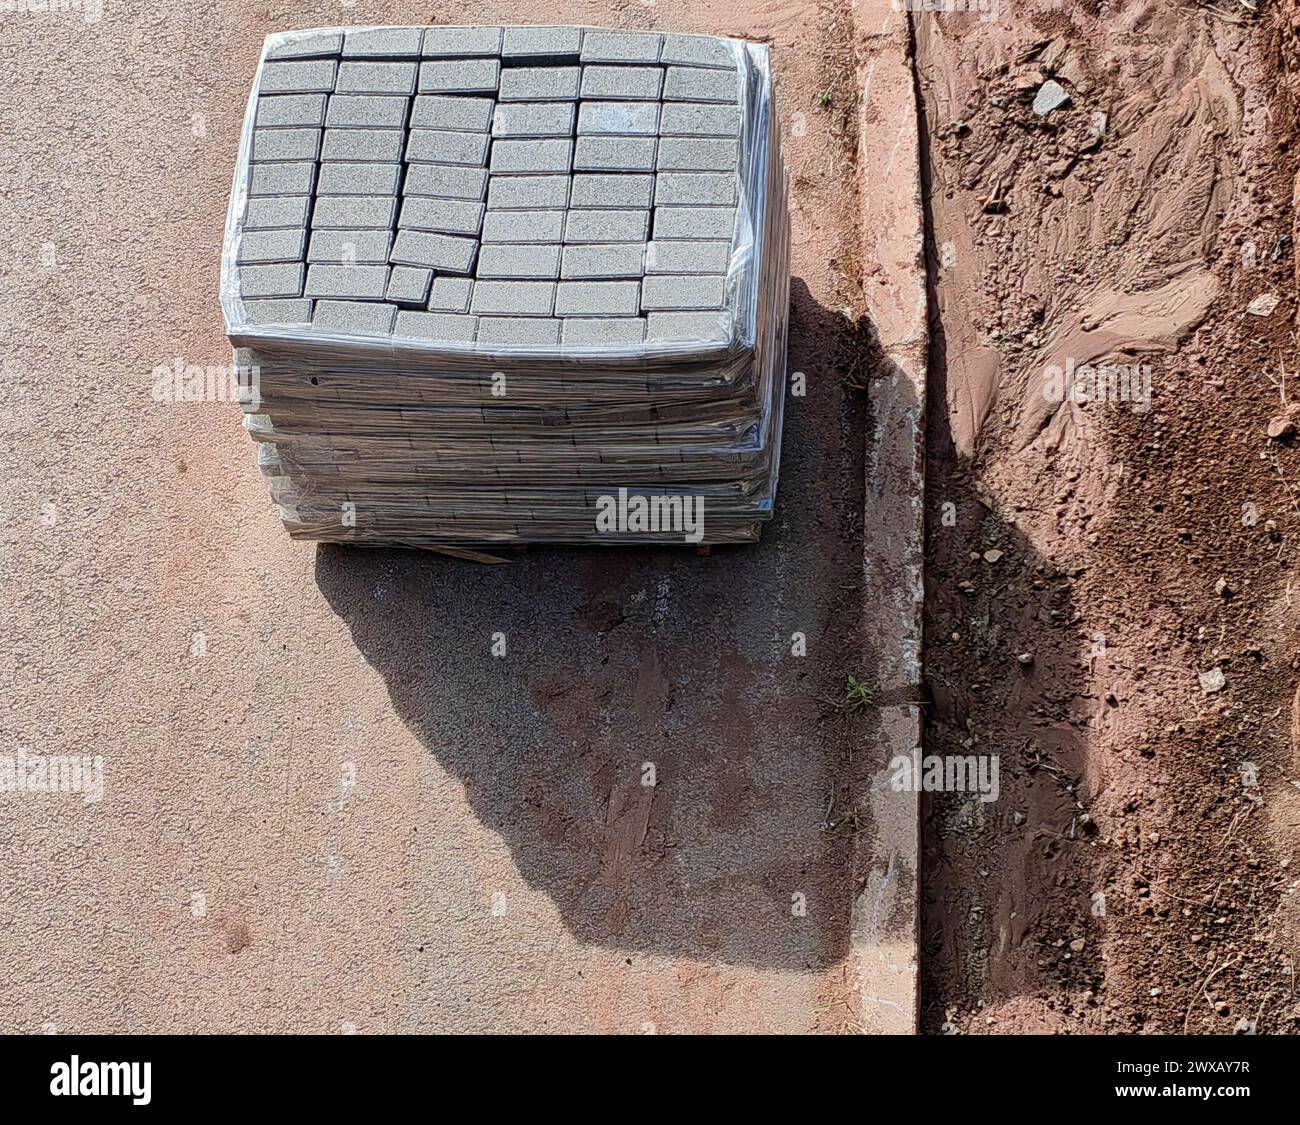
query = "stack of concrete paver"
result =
(222, 25, 788, 546)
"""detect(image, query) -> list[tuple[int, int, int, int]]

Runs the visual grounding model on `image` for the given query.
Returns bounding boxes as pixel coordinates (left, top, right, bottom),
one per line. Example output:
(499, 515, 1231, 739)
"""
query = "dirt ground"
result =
(917, 0, 1300, 1033)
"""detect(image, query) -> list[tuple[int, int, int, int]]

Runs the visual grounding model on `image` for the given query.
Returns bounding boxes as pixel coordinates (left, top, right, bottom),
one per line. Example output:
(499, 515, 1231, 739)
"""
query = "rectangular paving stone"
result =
(658, 101, 742, 136)
(422, 26, 503, 57)
(656, 135, 740, 171)
(641, 274, 726, 310)
(335, 61, 418, 95)
(394, 311, 478, 342)
(476, 317, 561, 347)
(410, 95, 494, 132)
(660, 34, 737, 69)
(470, 281, 556, 316)
(310, 195, 398, 230)
(492, 102, 575, 138)
(405, 128, 490, 165)
(481, 209, 565, 243)
(249, 161, 316, 196)
(237, 262, 304, 298)
(304, 263, 390, 299)
(342, 27, 424, 58)
(561, 316, 646, 346)
(255, 93, 327, 128)
(580, 65, 662, 101)
(490, 138, 573, 174)
(564, 209, 650, 243)
(390, 229, 478, 273)
(498, 66, 579, 101)
(398, 196, 485, 236)
(655, 171, 737, 206)
(663, 65, 739, 103)
(236, 227, 307, 264)
(312, 298, 397, 336)
(403, 163, 488, 200)
(427, 276, 474, 312)
(577, 101, 659, 137)
(244, 195, 310, 229)
(501, 25, 583, 59)
(241, 297, 314, 324)
(579, 30, 662, 64)
(573, 136, 655, 172)
(321, 128, 404, 161)
(645, 309, 730, 343)
(266, 31, 343, 60)
(560, 243, 645, 279)
(486, 174, 569, 210)
(476, 243, 562, 279)
(554, 280, 641, 316)
(252, 127, 321, 162)
(325, 95, 410, 129)
(652, 206, 736, 240)
(418, 58, 500, 94)
(569, 173, 654, 209)
(259, 59, 337, 94)
(307, 229, 393, 263)
(317, 162, 402, 195)
(386, 265, 434, 305)
(645, 239, 731, 274)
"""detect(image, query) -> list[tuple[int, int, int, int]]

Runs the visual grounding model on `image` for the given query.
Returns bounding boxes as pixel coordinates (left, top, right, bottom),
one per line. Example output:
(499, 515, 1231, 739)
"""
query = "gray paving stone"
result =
(320, 127, 405, 161)
(252, 127, 321, 162)
(656, 135, 740, 171)
(410, 95, 494, 132)
(259, 59, 337, 94)
(477, 317, 562, 347)
(418, 58, 500, 94)
(645, 309, 730, 343)
(654, 171, 737, 206)
(312, 298, 397, 336)
(317, 162, 402, 195)
(560, 242, 645, 279)
(580, 65, 662, 101)
(255, 93, 327, 128)
(659, 34, 736, 69)
(489, 138, 573, 174)
(486, 174, 570, 210)
(427, 276, 474, 312)
(335, 61, 418, 95)
(385, 266, 434, 305)
(652, 205, 736, 240)
(244, 195, 310, 229)
(663, 65, 739, 103)
(564, 209, 650, 243)
(481, 209, 565, 243)
(394, 310, 477, 342)
(390, 229, 478, 273)
(501, 25, 583, 59)
(342, 27, 424, 58)
(307, 229, 393, 263)
(237, 262, 304, 298)
(266, 31, 343, 61)
(236, 227, 307, 264)
(658, 101, 742, 136)
(405, 128, 490, 165)
(249, 161, 316, 196)
(470, 280, 556, 316)
(398, 196, 485, 236)
(241, 297, 314, 324)
(577, 101, 659, 136)
(304, 263, 391, 299)
(561, 316, 646, 346)
(476, 243, 562, 279)
(573, 136, 656, 172)
(325, 95, 410, 129)
(641, 274, 726, 310)
(579, 30, 662, 64)
(422, 26, 503, 57)
(403, 163, 488, 200)
(497, 66, 579, 102)
(554, 280, 641, 316)
(645, 238, 731, 274)
(492, 101, 575, 138)
(569, 173, 654, 209)
(310, 195, 398, 230)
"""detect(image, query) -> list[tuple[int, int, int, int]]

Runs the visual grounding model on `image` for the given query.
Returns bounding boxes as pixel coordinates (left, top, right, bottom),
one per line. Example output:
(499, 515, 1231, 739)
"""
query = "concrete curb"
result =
(849, 0, 927, 1034)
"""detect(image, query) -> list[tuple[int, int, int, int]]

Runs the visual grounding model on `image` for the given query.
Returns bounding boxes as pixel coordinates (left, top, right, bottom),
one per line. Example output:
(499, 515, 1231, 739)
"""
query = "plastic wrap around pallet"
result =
(224, 25, 789, 546)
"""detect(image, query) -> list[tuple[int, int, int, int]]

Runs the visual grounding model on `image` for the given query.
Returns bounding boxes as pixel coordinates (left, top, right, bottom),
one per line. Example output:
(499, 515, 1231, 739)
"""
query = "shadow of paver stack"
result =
(222, 25, 789, 546)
